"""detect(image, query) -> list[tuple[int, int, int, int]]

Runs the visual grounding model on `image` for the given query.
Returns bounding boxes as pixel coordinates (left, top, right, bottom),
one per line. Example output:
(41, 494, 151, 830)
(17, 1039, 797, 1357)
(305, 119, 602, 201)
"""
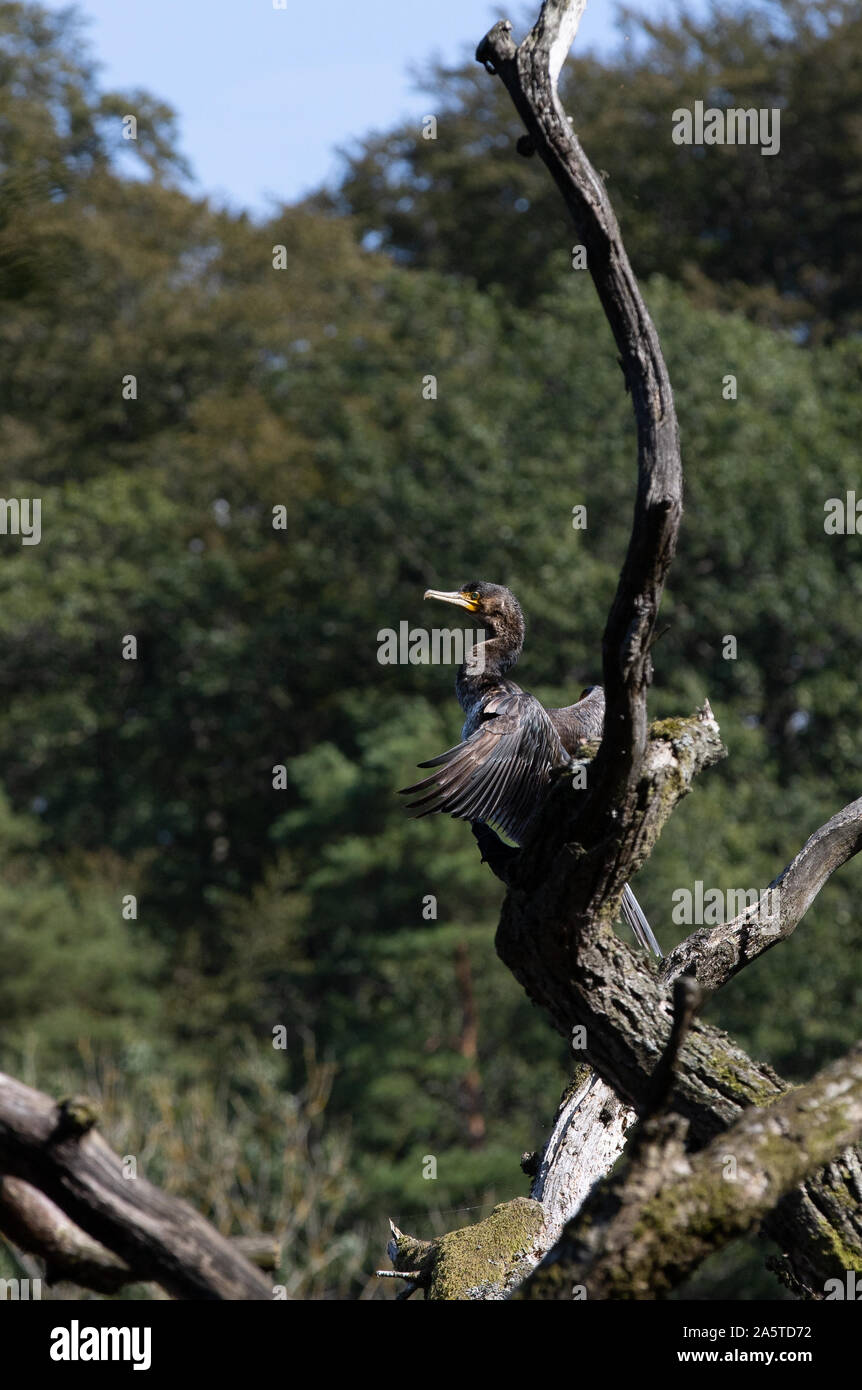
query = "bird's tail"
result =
(621, 883, 662, 959)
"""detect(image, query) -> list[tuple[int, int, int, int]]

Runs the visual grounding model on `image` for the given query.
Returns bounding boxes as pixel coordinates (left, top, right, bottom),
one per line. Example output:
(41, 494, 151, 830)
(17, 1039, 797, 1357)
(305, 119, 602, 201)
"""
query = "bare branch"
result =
(0, 1176, 133, 1294)
(0, 1073, 272, 1300)
(478, 4, 682, 827)
(530, 1068, 635, 1253)
(0, 1175, 281, 1294)
(519, 1042, 862, 1299)
(663, 796, 862, 991)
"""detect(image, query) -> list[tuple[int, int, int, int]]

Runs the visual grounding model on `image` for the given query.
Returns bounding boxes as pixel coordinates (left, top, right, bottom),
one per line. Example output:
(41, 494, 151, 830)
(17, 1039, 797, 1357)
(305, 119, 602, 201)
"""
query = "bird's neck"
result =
(456, 631, 522, 707)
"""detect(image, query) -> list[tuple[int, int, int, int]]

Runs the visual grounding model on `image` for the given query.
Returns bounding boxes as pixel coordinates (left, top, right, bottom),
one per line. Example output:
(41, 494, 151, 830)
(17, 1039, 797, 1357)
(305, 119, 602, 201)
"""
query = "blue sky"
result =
(41, 0, 656, 217)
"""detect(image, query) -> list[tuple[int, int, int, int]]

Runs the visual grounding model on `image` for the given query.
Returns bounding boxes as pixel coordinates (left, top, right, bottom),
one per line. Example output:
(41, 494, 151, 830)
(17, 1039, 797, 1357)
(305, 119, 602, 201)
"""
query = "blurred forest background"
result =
(0, 0, 860, 1299)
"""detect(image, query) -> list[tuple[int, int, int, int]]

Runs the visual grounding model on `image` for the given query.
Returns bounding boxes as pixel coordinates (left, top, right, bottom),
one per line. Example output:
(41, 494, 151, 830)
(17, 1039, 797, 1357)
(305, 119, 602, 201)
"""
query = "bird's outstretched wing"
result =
(399, 690, 567, 845)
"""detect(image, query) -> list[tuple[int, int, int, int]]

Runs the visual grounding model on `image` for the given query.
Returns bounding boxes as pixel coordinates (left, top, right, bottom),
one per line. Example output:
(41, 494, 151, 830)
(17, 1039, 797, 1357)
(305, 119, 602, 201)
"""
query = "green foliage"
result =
(332, 0, 862, 340)
(0, 789, 161, 1057)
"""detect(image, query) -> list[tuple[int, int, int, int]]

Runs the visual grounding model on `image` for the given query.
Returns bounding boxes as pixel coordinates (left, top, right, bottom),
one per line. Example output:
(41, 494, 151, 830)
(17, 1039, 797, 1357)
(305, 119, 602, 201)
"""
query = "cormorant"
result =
(399, 581, 662, 958)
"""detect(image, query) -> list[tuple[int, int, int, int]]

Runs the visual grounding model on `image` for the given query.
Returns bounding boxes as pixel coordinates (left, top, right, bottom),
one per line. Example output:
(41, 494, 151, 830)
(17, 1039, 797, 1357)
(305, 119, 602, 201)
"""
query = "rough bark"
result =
(529, 1068, 635, 1251)
(518, 1043, 862, 1299)
(0, 1175, 133, 1294)
(0, 1073, 272, 1300)
(0, 1175, 281, 1294)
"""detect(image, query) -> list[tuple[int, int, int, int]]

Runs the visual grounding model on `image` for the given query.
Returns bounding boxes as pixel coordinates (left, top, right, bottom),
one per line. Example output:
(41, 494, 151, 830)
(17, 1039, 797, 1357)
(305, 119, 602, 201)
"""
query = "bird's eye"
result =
(466, 590, 480, 602)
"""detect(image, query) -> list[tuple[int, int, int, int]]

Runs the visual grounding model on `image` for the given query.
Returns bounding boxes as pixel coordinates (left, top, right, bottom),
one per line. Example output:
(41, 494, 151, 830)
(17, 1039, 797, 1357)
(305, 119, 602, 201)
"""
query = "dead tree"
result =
(0, 1074, 273, 1299)
(383, 0, 862, 1300)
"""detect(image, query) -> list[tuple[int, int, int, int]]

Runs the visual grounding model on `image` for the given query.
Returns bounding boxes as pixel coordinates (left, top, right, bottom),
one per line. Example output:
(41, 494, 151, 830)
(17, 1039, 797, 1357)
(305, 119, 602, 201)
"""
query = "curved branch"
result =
(478, 5, 682, 822)
(663, 796, 862, 992)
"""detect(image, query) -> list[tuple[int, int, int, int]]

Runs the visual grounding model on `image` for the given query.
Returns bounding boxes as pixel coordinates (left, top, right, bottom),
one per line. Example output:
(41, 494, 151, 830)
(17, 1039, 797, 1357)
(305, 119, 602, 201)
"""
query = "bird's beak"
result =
(423, 588, 477, 612)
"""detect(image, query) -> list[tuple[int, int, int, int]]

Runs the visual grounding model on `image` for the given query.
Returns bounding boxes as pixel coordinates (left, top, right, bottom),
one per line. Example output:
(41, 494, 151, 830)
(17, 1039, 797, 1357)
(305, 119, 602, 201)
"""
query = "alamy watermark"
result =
(377, 623, 487, 668)
(0, 497, 41, 545)
(0, 1277, 42, 1300)
(824, 1271, 862, 1299)
(672, 881, 781, 929)
(672, 101, 780, 157)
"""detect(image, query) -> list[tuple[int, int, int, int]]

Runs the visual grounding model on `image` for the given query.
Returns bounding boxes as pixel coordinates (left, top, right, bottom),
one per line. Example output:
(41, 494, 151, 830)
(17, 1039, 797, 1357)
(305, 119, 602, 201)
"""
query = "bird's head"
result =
(423, 581, 525, 649)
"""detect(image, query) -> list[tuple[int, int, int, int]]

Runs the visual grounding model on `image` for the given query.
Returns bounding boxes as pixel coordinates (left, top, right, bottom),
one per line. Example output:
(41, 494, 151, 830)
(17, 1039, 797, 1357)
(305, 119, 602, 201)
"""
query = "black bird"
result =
(399, 581, 662, 958)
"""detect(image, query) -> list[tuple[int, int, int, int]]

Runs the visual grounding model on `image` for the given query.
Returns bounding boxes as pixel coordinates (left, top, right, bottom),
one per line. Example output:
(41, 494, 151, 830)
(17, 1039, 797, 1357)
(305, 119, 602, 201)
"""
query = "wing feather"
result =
(400, 691, 567, 844)
(547, 685, 606, 753)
